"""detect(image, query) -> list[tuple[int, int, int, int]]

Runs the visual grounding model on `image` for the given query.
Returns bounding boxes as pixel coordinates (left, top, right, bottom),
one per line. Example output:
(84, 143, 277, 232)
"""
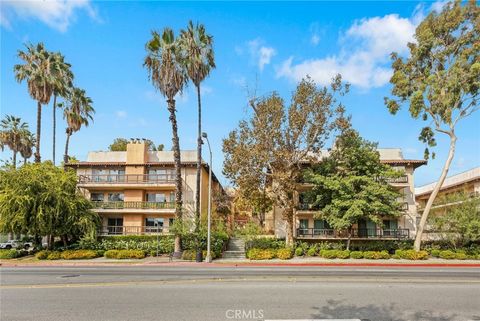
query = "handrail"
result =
(78, 174, 176, 184)
(296, 228, 410, 239)
(99, 225, 171, 235)
(91, 201, 175, 209)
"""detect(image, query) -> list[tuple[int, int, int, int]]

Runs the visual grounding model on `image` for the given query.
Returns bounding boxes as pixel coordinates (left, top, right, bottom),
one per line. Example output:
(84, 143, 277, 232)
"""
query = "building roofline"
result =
(415, 167, 480, 197)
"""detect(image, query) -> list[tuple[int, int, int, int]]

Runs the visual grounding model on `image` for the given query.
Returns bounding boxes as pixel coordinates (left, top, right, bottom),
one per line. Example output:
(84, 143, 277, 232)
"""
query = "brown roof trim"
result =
(380, 159, 427, 169)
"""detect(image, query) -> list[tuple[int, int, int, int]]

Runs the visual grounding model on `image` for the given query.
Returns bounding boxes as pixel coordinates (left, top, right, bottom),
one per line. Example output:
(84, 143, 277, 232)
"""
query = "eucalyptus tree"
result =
(144, 28, 188, 254)
(51, 52, 74, 165)
(62, 87, 95, 164)
(385, 0, 479, 250)
(14, 43, 56, 163)
(0, 115, 31, 168)
(179, 21, 216, 226)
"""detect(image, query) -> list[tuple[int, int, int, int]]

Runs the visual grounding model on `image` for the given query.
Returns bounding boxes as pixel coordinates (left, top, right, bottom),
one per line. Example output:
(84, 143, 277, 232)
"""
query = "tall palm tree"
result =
(0, 115, 30, 168)
(180, 21, 216, 229)
(62, 87, 95, 164)
(51, 52, 74, 165)
(14, 43, 56, 163)
(144, 28, 187, 255)
(19, 131, 35, 165)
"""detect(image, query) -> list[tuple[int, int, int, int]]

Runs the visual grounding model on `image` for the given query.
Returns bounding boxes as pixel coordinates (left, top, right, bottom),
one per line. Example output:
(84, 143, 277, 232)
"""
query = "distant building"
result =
(415, 167, 480, 213)
(267, 148, 426, 240)
(65, 141, 223, 236)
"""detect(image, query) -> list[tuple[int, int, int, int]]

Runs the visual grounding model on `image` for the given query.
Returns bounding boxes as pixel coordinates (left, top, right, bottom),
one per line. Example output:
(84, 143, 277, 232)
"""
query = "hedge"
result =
(350, 251, 364, 259)
(319, 250, 351, 259)
(60, 250, 99, 260)
(79, 236, 175, 254)
(0, 249, 25, 259)
(394, 250, 428, 260)
(245, 238, 286, 251)
(276, 248, 293, 260)
(104, 249, 145, 259)
(246, 248, 277, 260)
(362, 251, 390, 260)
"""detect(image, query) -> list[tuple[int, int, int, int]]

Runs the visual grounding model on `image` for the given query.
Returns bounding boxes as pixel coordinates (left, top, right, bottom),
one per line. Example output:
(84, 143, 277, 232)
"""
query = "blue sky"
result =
(1, 1, 479, 187)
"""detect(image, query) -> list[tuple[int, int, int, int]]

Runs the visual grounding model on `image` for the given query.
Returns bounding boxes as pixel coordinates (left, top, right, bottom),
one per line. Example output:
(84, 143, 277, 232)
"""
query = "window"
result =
(146, 193, 166, 202)
(298, 219, 309, 236)
(107, 218, 123, 235)
(145, 218, 164, 232)
(108, 193, 124, 202)
(90, 193, 104, 201)
(169, 218, 174, 226)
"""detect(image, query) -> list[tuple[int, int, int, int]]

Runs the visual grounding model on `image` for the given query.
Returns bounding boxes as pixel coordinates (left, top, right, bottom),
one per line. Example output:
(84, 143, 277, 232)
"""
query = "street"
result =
(1, 265, 479, 321)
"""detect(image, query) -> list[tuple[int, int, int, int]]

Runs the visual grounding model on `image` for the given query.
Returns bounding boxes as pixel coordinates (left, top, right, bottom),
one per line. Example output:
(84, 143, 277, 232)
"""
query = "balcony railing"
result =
(296, 203, 318, 211)
(296, 228, 410, 239)
(99, 225, 170, 236)
(384, 175, 408, 184)
(78, 174, 175, 184)
(91, 201, 175, 210)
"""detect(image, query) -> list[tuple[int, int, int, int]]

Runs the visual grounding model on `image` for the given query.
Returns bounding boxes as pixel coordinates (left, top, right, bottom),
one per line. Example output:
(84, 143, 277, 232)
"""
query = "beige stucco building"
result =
(266, 148, 426, 240)
(415, 167, 480, 214)
(66, 141, 222, 235)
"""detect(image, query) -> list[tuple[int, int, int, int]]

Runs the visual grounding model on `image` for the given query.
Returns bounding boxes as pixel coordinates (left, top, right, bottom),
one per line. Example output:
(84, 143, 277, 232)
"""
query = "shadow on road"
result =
(311, 299, 460, 321)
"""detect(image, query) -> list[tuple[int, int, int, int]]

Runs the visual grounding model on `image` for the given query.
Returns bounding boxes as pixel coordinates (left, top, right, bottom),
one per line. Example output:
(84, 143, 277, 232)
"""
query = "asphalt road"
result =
(1, 266, 479, 321)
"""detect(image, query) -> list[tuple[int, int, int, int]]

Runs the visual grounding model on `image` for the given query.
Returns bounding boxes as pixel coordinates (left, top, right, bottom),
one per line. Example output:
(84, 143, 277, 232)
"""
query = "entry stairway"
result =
(222, 237, 245, 259)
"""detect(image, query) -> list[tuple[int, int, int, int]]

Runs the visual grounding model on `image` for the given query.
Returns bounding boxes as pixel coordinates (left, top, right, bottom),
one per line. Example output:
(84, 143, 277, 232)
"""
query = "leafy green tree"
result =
(385, 0, 479, 251)
(0, 163, 100, 248)
(50, 52, 74, 165)
(304, 129, 403, 249)
(62, 87, 95, 164)
(108, 138, 163, 151)
(0, 115, 31, 168)
(144, 28, 188, 254)
(427, 192, 480, 248)
(179, 21, 216, 230)
(223, 76, 347, 246)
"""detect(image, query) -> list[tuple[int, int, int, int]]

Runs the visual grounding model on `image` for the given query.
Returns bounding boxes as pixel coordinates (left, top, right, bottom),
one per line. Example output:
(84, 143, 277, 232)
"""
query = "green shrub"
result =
(363, 251, 390, 260)
(294, 247, 304, 256)
(0, 249, 23, 259)
(395, 250, 428, 260)
(80, 235, 175, 254)
(276, 248, 293, 260)
(245, 237, 285, 251)
(336, 250, 350, 259)
(455, 252, 467, 260)
(319, 250, 339, 259)
(181, 250, 197, 261)
(439, 250, 456, 260)
(430, 249, 441, 258)
(350, 251, 364, 259)
(104, 250, 120, 259)
(349, 240, 413, 253)
(247, 248, 276, 260)
(116, 250, 145, 259)
(35, 250, 50, 260)
(60, 250, 99, 260)
(46, 251, 62, 260)
(306, 247, 317, 257)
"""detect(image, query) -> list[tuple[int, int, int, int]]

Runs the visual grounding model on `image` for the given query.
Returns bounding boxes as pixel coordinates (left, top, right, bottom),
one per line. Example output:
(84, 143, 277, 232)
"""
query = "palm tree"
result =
(14, 43, 56, 163)
(62, 87, 95, 164)
(0, 115, 30, 168)
(51, 52, 74, 165)
(179, 21, 216, 230)
(144, 28, 187, 255)
(19, 131, 35, 165)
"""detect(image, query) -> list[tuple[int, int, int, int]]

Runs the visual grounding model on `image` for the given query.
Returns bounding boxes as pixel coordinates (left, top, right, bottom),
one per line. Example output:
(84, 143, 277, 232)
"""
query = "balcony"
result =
(383, 175, 408, 184)
(296, 203, 319, 211)
(91, 201, 175, 210)
(99, 225, 171, 236)
(78, 174, 175, 186)
(296, 228, 410, 239)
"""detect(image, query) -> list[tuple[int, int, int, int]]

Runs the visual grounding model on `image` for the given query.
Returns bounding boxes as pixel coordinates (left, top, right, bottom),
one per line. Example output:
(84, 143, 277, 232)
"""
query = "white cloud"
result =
(309, 22, 322, 46)
(277, 14, 417, 89)
(1, 0, 97, 32)
(115, 110, 127, 119)
(246, 38, 276, 71)
(311, 34, 320, 46)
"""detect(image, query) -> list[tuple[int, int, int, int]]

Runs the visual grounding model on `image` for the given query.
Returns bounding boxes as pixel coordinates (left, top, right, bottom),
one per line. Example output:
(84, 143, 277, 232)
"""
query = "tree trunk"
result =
(62, 234, 67, 247)
(284, 207, 295, 247)
(167, 99, 183, 255)
(346, 227, 352, 250)
(12, 151, 17, 169)
(414, 132, 457, 251)
(195, 84, 202, 232)
(64, 129, 71, 165)
(52, 94, 57, 165)
(34, 101, 42, 163)
(23, 157, 27, 166)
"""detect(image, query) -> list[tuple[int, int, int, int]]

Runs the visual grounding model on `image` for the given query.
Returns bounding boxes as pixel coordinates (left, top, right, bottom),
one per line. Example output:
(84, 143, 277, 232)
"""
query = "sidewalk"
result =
(2, 255, 480, 267)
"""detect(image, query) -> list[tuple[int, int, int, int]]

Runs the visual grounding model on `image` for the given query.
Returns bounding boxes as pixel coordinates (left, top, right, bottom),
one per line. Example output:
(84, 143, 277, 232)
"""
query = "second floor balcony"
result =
(78, 174, 176, 186)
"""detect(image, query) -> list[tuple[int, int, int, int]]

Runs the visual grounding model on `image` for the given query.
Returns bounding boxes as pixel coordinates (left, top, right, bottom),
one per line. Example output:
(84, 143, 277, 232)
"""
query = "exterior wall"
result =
(71, 142, 223, 235)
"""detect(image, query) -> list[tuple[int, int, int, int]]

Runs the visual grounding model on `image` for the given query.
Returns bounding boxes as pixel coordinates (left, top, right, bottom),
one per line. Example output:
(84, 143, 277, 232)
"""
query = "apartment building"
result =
(415, 167, 480, 214)
(65, 140, 222, 236)
(266, 148, 426, 240)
